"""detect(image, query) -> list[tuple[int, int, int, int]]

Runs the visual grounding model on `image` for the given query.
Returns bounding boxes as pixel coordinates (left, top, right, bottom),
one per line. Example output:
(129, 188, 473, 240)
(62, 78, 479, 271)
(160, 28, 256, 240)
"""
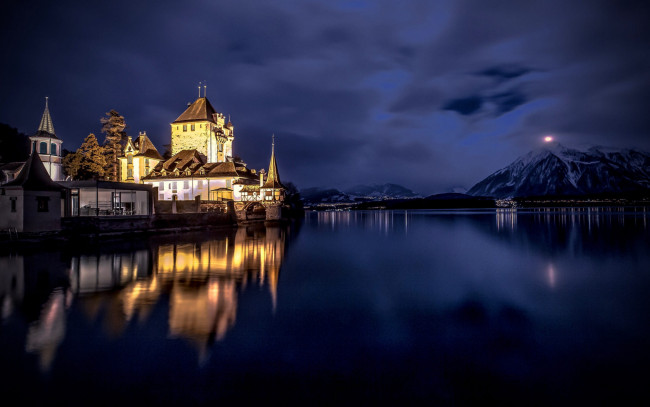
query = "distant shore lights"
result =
(544, 135, 554, 142)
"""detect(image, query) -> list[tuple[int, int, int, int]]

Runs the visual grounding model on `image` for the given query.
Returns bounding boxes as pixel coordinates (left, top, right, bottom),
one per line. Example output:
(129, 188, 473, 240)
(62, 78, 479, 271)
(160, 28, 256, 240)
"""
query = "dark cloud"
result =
(443, 96, 483, 116)
(489, 91, 527, 115)
(1, 0, 649, 194)
(477, 65, 532, 81)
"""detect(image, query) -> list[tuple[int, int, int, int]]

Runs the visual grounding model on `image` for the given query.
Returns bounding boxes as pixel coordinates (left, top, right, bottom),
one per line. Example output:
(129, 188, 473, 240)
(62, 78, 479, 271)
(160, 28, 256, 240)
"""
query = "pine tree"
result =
(63, 133, 106, 180)
(101, 110, 127, 181)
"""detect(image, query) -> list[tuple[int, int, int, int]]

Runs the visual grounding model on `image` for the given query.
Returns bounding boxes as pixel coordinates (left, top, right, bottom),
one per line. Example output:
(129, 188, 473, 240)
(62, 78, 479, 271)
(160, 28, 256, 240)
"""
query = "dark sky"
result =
(1, 0, 649, 194)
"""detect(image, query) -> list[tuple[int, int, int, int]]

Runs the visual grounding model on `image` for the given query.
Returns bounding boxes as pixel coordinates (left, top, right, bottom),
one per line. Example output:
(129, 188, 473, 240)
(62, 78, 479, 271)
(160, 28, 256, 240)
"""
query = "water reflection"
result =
(0, 223, 293, 369)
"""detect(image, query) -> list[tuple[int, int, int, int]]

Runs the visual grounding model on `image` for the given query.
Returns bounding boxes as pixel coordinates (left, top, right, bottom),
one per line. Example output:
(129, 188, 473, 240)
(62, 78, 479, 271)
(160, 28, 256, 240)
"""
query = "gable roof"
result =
(134, 133, 163, 160)
(173, 97, 218, 124)
(3, 153, 64, 191)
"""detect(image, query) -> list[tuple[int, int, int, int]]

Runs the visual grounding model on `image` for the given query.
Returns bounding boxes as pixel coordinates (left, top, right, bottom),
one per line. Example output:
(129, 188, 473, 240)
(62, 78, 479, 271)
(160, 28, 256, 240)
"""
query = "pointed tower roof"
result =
(3, 152, 64, 191)
(263, 135, 284, 189)
(173, 97, 218, 124)
(33, 97, 59, 139)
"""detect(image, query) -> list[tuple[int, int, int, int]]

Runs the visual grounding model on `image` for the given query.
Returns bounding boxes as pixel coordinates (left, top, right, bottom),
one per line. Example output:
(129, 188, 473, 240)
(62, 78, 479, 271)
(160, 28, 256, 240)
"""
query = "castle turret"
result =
(29, 97, 63, 181)
(260, 135, 285, 202)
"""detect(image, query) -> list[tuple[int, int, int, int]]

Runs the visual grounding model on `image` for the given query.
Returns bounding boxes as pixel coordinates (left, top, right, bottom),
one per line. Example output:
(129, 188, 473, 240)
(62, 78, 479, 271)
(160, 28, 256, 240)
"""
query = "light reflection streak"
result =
(1, 225, 289, 368)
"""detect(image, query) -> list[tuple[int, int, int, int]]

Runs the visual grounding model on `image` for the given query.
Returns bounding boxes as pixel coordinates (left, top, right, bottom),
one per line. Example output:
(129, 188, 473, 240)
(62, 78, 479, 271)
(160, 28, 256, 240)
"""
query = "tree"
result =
(63, 133, 106, 180)
(0, 123, 30, 163)
(101, 110, 127, 181)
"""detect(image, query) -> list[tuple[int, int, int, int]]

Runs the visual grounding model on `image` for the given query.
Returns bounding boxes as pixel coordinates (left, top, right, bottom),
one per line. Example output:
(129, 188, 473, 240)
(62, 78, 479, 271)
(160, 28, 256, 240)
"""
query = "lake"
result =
(1, 208, 648, 405)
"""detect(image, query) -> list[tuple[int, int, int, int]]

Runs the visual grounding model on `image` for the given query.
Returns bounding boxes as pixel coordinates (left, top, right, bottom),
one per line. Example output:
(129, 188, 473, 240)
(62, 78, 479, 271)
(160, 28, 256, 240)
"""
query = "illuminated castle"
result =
(139, 89, 285, 204)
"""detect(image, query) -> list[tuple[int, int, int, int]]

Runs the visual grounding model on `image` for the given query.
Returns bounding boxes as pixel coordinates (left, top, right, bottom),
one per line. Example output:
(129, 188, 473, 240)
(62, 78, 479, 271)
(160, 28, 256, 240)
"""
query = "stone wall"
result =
(61, 211, 236, 236)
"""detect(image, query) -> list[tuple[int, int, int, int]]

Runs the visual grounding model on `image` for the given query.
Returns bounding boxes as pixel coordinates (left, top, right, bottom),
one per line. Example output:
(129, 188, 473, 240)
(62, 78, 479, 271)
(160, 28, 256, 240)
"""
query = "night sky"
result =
(1, 0, 649, 195)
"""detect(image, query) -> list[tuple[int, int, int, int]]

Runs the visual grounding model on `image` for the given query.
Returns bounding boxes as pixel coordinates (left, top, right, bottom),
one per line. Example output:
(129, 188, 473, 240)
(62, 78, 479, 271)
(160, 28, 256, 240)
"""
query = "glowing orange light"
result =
(544, 136, 553, 142)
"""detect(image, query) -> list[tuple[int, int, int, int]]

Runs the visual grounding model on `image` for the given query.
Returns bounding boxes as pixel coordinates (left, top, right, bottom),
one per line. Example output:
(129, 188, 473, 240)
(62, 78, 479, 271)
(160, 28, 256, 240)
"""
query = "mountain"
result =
(300, 187, 351, 203)
(468, 144, 650, 199)
(344, 183, 421, 200)
(301, 183, 420, 204)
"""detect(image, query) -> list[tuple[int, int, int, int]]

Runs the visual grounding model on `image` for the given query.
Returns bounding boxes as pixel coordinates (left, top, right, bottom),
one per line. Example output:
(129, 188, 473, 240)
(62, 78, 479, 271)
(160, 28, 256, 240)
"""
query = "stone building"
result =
(170, 94, 234, 163)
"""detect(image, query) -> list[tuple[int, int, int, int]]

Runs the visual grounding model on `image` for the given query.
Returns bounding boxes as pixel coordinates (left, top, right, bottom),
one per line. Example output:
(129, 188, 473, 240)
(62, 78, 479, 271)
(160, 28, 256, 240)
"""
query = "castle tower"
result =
(29, 97, 63, 181)
(170, 90, 234, 163)
(260, 135, 285, 202)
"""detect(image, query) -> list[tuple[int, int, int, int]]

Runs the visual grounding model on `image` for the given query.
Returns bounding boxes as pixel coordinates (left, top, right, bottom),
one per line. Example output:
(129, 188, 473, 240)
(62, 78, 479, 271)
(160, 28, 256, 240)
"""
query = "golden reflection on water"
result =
(4, 225, 288, 369)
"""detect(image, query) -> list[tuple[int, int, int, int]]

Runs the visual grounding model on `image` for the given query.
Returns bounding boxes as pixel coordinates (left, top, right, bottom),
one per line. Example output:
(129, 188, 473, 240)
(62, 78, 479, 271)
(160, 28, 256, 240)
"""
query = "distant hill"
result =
(468, 144, 650, 199)
(344, 183, 421, 200)
(301, 183, 420, 204)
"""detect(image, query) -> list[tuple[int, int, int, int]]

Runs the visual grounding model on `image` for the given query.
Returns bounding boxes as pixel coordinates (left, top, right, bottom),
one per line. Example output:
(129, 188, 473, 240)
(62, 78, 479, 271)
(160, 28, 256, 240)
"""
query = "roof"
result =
(3, 153, 64, 191)
(173, 97, 218, 124)
(59, 180, 153, 192)
(0, 162, 25, 172)
(262, 142, 284, 189)
(160, 149, 205, 172)
(34, 97, 59, 140)
(133, 133, 163, 160)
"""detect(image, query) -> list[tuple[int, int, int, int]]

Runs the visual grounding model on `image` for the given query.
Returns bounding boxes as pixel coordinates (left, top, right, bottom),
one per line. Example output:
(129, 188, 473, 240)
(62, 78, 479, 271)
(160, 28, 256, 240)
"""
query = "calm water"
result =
(1, 208, 649, 405)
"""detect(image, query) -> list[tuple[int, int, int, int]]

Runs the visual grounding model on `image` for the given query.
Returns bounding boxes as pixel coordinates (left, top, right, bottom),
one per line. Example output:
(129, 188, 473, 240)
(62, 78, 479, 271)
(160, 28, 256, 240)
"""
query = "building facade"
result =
(118, 131, 163, 184)
(170, 95, 234, 163)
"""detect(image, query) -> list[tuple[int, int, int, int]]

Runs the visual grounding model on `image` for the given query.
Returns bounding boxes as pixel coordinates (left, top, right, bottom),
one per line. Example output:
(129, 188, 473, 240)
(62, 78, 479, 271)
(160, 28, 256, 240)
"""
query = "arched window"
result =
(51, 143, 57, 155)
(39, 142, 48, 154)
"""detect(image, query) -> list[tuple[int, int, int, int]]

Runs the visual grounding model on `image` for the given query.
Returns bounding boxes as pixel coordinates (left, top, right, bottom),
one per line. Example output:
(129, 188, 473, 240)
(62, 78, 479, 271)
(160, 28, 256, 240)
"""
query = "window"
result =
(127, 155, 133, 164)
(51, 143, 57, 155)
(184, 180, 189, 189)
(10, 197, 17, 212)
(218, 143, 223, 152)
(191, 124, 195, 131)
(37, 196, 49, 212)
(145, 159, 149, 167)
(159, 194, 164, 200)
(226, 179, 231, 188)
(183, 124, 187, 132)
(127, 168, 133, 178)
(32, 141, 37, 152)
(40, 142, 48, 154)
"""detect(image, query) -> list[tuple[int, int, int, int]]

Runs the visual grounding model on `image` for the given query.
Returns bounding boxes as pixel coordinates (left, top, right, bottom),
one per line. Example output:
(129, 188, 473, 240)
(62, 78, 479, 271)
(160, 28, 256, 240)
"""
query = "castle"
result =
(130, 91, 286, 205)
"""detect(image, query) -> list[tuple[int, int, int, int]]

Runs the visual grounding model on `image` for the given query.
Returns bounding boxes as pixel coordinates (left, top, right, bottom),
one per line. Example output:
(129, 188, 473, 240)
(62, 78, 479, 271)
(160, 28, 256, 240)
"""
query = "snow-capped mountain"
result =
(301, 183, 420, 204)
(344, 183, 421, 200)
(468, 144, 650, 198)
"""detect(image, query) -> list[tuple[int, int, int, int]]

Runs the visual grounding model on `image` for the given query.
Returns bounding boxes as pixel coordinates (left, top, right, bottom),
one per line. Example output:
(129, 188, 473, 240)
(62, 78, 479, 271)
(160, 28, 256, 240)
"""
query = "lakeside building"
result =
(117, 131, 163, 184)
(0, 153, 66, 233)
(0, 98, 64, 185)
(139, 92, 286, 205)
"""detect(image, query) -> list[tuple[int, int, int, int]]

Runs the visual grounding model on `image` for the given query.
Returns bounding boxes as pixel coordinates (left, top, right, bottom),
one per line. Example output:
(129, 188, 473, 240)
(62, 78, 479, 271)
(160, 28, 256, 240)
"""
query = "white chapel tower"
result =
(29, 97, 63, 181)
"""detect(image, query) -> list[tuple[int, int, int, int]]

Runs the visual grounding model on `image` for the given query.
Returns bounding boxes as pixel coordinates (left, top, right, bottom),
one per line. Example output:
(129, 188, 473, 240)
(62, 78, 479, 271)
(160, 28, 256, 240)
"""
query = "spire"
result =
(263, 134, 283, 189)
(37, 97, 56, 136)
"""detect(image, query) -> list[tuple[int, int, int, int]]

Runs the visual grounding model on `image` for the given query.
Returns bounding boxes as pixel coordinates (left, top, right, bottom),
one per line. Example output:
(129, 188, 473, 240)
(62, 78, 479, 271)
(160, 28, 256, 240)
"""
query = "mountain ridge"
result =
(468, 143, 650, 199)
